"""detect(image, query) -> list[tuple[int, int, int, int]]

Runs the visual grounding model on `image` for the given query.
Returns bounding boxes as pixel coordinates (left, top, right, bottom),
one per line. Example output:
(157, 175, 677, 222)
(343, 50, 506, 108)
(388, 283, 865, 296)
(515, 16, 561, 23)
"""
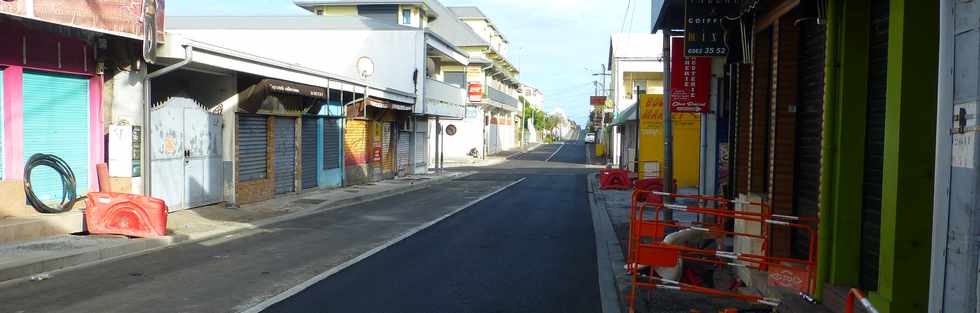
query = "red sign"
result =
(0, 0, 165, 41)
(372, 147, 382, 162)
(467, 83, 484, 102)
(767, 264, 811, 293)
(590, 96, 607, 106)
(670, 37, 711, 113)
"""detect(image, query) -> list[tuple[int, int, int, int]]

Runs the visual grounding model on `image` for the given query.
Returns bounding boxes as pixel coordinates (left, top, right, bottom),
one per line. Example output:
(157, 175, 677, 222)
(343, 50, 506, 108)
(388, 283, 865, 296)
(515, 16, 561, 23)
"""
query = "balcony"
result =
(488, 86, 519, 112)
(421, 78, 466, 119)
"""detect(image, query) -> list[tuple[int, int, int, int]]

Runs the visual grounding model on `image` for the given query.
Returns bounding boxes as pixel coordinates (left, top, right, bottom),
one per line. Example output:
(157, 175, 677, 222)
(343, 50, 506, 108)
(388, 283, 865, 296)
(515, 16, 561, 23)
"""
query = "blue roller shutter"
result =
(301, 116, 318, 189)
(323, 118, 342, 170)
(22, 71, 90, 200)
(238, 114, 268, 182)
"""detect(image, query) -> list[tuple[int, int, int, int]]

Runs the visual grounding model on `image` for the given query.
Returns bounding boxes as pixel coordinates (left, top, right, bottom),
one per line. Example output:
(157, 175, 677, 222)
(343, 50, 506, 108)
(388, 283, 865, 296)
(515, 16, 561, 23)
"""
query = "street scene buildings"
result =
(0, 0, 976, 313)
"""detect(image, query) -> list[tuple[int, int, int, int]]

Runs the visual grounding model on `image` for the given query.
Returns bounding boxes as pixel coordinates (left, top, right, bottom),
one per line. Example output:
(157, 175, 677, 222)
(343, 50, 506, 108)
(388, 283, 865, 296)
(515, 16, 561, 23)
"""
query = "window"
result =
(634, 80, 648, 95)
(402, 9, 412, 25)
(315, 9, 325, 15)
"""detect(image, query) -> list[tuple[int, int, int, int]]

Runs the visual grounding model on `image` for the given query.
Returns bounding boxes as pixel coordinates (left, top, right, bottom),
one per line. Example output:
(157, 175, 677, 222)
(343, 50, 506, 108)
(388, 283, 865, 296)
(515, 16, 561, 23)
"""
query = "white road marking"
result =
(240, 177, 529, 313)
(546, 143, 566, 162)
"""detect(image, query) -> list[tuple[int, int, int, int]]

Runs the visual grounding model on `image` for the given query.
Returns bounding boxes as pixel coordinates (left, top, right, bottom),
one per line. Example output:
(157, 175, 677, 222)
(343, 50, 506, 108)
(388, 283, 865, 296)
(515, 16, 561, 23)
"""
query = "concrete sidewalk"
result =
(441, 143, 542, 168)
(0, 172, 470, 285)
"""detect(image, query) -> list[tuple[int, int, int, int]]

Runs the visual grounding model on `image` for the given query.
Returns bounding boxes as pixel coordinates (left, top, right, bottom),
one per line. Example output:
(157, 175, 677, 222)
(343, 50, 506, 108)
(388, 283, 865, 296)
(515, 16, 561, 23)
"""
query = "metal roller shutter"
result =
(0, 71, 4, 179)
(750, 28, 772, 194)
(415, 119, 428, 168)
(22, 72, 90, 200)
(301, 116, 318, 190)
(860, 0, 889, 291)
(323, 118, 342, 169)
(238, 114, 268, 182)
(274, 117, 296, 194)
(345, 120, 368, 166)
(398, 131, 410, 173)
(792, 20, 827, 260)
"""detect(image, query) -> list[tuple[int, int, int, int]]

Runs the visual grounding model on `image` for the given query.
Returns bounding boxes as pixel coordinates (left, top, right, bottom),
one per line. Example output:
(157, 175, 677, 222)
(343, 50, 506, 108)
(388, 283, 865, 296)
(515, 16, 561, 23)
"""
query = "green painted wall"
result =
(868, 0, 938, 312)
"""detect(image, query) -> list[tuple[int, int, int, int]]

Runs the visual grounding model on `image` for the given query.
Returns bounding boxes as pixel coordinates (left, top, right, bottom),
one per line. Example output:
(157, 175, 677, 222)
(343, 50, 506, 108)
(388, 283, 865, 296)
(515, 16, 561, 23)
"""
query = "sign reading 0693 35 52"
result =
(684, 0, 741, 57)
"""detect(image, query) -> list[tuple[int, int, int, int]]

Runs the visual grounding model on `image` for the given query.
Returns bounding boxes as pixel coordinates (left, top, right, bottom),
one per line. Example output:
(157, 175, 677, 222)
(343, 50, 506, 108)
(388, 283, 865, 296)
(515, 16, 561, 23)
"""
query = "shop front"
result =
(344, 98, 413, 185)
(234, 77, 329, 205)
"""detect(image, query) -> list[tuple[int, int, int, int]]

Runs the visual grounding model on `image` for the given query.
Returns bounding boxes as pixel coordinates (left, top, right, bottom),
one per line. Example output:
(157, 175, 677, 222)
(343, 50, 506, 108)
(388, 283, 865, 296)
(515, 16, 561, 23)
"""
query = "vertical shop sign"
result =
(684, 0, 740, 57)
(670, 37, 711, 113)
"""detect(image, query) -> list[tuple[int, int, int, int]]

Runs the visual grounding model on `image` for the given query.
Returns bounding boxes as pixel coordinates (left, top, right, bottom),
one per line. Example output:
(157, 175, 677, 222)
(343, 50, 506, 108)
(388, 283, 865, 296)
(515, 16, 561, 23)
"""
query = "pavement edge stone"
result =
(588, 173, 628, 313)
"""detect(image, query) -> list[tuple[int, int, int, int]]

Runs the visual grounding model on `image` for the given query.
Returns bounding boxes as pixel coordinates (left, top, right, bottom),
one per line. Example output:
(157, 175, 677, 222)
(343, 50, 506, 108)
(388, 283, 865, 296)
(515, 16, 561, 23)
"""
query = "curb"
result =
(0, 172, 473, 286)
(588, 173, 628, 313)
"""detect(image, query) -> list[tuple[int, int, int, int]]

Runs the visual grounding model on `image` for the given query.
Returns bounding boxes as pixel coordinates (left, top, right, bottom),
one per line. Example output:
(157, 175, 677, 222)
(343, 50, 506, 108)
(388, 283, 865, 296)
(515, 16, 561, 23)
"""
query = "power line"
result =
(619, 0, 633, 32)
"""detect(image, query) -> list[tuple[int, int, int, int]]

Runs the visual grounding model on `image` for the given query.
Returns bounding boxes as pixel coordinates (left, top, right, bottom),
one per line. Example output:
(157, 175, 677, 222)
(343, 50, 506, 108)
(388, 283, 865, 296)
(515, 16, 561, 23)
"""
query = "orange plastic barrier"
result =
(846, 289, 879, 313)
(85, 192, 168, 238)
(625, 190, 818, 312)
(599, 169, 632, 190)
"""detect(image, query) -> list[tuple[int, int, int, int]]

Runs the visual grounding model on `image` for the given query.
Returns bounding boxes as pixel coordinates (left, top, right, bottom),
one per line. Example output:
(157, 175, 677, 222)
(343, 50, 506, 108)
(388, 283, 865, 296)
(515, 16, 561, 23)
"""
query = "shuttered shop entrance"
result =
(323, 118, 342, 170)
(415, 118, 428, 173)
(23, 72, 90, 200)
(238, 114, 268, 182)
(301, 116, 318, 190)
(398, 131, 410, 176)
(860, 0, 890, 291)
(792, 21, 826, 260)
(274, 117, 296, 194)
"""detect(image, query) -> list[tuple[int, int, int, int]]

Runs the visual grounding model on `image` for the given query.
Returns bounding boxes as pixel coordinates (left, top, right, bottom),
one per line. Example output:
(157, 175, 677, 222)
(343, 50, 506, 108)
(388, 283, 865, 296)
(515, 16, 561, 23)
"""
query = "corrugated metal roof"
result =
(448, 6, 486, 19)
(166, 16, 417, 31)
(426, 2, 488, 47)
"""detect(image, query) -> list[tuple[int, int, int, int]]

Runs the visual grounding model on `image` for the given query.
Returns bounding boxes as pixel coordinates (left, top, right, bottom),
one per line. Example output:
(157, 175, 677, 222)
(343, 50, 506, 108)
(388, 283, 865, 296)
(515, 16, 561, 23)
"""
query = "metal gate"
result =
(151, 96, 223, 211)
(860, 0, 890, 291)
(238, 114, 268, 182)
(23, 71, 90, 200)
(323, 118, 342, 170)
(415, 118, 428, 172)
(398, 131, 410, 176)
(301, 116, 318, 190)
(274, 117, 296, 194)
(792, 21, 827, 260)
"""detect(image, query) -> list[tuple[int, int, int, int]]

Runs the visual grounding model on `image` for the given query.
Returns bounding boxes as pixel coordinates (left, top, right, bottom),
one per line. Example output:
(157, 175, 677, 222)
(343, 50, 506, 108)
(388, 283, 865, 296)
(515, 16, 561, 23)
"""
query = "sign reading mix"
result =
(638, 94, 701, 188)
(684, 0, 739, 57)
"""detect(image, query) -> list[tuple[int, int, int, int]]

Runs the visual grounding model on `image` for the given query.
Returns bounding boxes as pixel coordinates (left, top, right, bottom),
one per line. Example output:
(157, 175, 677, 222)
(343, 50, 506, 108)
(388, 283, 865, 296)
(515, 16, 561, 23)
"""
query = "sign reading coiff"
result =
(684, 0, 741, 57)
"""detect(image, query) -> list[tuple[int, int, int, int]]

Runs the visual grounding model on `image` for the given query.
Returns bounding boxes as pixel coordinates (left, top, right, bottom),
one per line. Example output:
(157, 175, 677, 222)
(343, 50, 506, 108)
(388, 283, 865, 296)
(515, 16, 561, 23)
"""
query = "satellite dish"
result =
(357, 57, 375, 79)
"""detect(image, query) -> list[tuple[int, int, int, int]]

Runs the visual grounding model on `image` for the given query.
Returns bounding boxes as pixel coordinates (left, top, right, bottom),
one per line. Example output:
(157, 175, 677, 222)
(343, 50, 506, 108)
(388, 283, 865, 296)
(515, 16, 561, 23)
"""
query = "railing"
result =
(423, 78, 466, 119)
(488, 86, 519, 111)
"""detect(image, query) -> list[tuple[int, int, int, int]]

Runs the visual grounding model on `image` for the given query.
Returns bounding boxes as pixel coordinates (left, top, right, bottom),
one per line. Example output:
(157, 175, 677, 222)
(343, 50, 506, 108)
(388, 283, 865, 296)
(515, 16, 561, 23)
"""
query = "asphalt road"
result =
(0, 142, 602, 313)
(265, 141, 602, 312)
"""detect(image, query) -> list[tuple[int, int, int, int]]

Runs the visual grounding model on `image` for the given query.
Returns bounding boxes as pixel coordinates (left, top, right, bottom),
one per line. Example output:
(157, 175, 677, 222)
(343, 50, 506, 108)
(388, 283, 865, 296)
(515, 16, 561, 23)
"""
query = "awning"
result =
(239, 79, 328, 113)
(367, 98, 413, 111)
(612, 104, 638, 125)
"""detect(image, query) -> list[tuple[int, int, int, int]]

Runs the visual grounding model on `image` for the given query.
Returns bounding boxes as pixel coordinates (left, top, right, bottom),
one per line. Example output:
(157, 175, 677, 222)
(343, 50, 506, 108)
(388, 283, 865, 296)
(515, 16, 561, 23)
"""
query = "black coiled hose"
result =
(24, 153, 82, 214)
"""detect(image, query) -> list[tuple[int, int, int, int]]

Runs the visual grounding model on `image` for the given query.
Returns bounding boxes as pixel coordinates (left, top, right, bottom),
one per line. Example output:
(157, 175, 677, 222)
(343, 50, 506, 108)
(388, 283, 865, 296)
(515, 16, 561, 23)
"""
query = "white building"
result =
(607, 32, 664, 169)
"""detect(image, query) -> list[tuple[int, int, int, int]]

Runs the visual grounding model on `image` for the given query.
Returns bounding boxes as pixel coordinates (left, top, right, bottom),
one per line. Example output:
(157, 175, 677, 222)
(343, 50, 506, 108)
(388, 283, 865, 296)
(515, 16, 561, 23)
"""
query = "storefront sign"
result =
(670, 37, 711, 113)
(638, 94, 701, 186)
(684, 0, 740, 57)
(373, 147, 382, 162)
(468, 83, 483, 102)
(590, 96, 607, 107)
(1, 0, 166, 41)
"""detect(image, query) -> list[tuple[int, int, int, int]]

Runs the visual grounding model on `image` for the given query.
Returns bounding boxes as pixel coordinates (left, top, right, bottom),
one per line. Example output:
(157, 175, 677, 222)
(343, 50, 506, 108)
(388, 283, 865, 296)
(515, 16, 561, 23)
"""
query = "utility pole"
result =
(663, 33, 674, 221)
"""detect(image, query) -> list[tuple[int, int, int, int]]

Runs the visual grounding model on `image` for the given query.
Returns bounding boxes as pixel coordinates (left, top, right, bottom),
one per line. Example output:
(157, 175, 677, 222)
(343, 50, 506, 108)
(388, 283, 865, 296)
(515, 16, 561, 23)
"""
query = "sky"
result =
(166, 0, 653, 126)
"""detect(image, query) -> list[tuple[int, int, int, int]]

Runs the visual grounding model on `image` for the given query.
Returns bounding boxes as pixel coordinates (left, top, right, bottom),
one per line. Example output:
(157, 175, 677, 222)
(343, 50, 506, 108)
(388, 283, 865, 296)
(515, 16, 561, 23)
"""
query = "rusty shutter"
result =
(735, 64, 753, 195)
(398, 131, 411, 175)
(860, 0, 890, 291)
(750, 28, 773, 194)
(792, 20, 827, 260)
(768, 14, 801, 258)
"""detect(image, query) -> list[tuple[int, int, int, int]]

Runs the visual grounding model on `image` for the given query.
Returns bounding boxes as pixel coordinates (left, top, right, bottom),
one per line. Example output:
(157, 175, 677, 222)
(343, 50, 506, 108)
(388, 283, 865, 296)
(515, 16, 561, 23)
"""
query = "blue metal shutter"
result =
(22, 72, 90, 200)
(301, 116, 318, 189)
(323, 118, 342, 169)
(238, 114, 268, 182)
(274, 117, 296, 194)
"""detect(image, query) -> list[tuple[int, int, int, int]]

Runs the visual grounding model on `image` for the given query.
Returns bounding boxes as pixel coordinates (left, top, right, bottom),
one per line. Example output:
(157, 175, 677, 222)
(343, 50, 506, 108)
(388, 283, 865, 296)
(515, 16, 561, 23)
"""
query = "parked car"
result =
(584, 132, 596, 143)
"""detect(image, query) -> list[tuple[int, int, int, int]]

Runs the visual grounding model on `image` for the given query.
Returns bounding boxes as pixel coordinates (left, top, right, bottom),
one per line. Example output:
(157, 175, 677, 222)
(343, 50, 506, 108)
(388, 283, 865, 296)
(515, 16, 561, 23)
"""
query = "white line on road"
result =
(546, 143, 565, 162)
(240, 177, 529, 313)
